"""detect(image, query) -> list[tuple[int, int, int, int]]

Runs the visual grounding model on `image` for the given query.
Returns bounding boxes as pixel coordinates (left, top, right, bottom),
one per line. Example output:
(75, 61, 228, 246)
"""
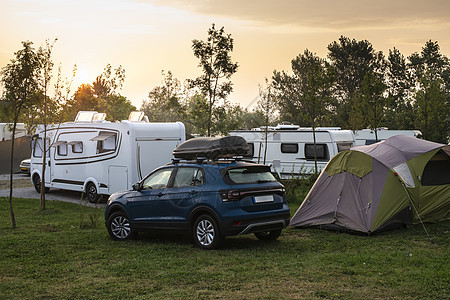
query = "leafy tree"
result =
(141, 71, 182, 122)
(354, 71, 388, 141)
(384, 48, 415, 129)
(190, 24, 238, 136)
(0, 41, 41, 228)
(67, 64, 134, 121)
(408, 41, 449, 142)
(272, 49, 335, 174)
(327, 36, 385, 128)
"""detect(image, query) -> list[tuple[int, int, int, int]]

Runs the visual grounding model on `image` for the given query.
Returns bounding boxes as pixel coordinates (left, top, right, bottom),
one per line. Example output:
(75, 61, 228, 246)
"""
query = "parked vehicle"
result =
(104, 136, 290, 250)
(229, 124, 355, 178)
(30, 111, 185, 203)
(354, 129, 422, 146)
(0, 123, 27, 141)
(19, 158, 31, 175)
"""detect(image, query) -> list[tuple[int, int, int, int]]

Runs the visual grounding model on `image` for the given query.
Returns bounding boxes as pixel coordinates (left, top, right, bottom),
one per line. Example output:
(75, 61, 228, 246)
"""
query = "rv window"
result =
(244, 143, 254, 158)
(365, 139, 378, 145)
(173, 167, 205, 188)
(33, 138, 43, 158)
(57, 143, 67, 156)
(305, 144, 329, 160)
(96, 132, 117, 153)
(281, 143, 298, 154)
(70, 141, 83, 153)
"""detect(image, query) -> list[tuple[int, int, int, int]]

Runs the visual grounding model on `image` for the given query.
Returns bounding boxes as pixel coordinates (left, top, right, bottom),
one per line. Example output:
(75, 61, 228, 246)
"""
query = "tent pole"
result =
(399, 180, 430, 237)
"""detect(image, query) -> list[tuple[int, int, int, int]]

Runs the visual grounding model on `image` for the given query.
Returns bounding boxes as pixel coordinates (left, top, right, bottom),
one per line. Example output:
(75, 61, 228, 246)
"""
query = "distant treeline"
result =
(1, 33, 449, 143)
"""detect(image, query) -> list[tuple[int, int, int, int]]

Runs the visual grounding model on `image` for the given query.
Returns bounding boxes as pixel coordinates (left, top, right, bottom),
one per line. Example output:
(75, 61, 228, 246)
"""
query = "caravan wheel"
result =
(86, 182, 100, 203)
(33, 175, 49, 193)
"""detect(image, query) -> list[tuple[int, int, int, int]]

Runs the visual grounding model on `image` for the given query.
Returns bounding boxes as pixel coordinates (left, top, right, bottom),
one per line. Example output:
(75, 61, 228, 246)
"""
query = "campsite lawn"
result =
(1, 197, 449, 299)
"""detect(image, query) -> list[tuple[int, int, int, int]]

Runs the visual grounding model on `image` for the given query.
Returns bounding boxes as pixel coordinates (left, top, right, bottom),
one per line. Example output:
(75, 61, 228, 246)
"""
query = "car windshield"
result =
(226, 166, 276, 184)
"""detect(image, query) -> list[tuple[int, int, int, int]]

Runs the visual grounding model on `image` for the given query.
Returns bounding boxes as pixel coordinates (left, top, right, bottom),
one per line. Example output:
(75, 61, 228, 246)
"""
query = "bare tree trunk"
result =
(312, 125, 318, 175)
(40, 98, 47, 210)
(8, 118, 18, 229)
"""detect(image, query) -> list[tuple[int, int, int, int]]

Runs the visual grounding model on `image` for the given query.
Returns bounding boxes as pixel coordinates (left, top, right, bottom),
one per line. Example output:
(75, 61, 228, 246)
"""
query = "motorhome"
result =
(354, 129, 422, 146)
(229, 124, 355, 178)
(30, 111, 185, 202)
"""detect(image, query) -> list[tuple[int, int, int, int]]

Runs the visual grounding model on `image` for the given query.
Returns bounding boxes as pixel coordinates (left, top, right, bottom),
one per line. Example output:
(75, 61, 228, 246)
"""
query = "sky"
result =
(1, 0, 449, 110)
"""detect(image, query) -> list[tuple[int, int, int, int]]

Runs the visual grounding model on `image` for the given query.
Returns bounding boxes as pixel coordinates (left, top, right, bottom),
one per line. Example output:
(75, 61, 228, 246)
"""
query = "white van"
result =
(354, 129, 422, 146)
(30, 111, 185, 202)
(229, 124, 355, 178)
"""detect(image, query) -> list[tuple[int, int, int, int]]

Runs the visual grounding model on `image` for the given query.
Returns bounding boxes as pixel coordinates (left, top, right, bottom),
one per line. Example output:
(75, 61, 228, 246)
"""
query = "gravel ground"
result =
(0, 173, 103, 208)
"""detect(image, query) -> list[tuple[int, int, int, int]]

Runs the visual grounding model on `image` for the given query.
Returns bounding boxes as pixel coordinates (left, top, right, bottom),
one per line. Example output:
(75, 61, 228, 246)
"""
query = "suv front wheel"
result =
(193, 215, 223, 250)
(107, 211, 136, 241)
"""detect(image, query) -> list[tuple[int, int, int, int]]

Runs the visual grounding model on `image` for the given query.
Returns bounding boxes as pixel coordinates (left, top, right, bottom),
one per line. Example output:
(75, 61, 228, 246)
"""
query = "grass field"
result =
(1, 197, 449, 299)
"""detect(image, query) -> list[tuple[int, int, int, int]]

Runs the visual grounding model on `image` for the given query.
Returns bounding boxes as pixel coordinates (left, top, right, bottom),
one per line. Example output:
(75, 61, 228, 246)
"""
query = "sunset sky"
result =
(1, 0, 449, 110)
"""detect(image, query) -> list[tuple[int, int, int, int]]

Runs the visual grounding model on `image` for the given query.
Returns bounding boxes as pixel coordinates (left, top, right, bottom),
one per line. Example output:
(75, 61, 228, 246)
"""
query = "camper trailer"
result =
(30, 111, 185, 202)
(354, 129, 422, 146)
(0, 123, 27, 141)
(229, 124, 355, 178)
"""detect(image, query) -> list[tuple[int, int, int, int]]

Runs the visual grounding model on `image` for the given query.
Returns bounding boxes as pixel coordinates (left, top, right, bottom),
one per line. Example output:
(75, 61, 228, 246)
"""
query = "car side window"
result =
(142, 168, 173, 190)
(173, 167, 204, 188)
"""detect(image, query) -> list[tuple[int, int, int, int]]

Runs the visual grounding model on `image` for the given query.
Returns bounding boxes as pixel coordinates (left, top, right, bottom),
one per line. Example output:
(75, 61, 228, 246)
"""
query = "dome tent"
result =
(290, 135, 450, 233)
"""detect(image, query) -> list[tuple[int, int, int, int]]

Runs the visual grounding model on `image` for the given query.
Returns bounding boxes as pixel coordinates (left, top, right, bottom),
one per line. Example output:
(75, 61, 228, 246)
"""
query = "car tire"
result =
(193, 214, 223, 250)
(107, 211, 136, 241)
(86, 182, 100, 203)
(33, 175, 49, 193)
(254, 229, 282, 241)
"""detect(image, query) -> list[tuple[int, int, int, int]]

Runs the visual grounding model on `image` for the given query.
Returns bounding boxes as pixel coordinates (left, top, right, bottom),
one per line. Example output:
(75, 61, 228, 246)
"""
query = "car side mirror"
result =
(132, 182, 141, 191)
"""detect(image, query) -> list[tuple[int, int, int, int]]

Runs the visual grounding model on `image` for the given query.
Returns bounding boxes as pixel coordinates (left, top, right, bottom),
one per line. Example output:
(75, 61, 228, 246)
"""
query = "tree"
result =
(327, 36, 385, 128)
(384, 48, 416, 129)
(67, 64, 133, 121)
(141, 71, 182, 122)
(257, 79, 276, 164)
(408, 41, 449, 142)
(0, 41, 41, 228)
(37, 39, 57, 210)
(190, 24, 238, 136)
(272, 50, 335, 174)
(354, 71, 388, 141)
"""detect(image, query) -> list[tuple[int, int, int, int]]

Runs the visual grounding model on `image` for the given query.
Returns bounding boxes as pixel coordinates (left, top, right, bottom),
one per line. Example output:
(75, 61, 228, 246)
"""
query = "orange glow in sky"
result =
(1, 0, 449, 110)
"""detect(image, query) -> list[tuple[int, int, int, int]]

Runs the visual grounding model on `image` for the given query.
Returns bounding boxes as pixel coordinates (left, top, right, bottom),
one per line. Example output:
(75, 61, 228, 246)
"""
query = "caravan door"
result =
(137, 139, 181, 180)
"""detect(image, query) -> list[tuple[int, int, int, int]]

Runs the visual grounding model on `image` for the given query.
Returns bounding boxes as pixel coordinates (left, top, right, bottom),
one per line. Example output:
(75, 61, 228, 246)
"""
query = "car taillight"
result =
(220, 190, 241, 202)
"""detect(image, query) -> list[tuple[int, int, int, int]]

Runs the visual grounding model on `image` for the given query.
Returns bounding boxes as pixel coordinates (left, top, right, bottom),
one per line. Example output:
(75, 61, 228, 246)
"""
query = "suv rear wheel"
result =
(193, 214, 223, 250)
(254, 229, 282, 241)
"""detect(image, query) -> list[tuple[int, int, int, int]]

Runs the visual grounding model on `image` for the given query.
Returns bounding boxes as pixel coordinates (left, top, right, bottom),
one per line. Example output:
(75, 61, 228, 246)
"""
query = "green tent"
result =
(290, 135, 450, 233)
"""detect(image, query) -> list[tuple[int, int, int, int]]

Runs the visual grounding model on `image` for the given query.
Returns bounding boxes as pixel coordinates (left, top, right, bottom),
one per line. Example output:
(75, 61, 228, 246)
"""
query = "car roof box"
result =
(173, 136, 249, 160)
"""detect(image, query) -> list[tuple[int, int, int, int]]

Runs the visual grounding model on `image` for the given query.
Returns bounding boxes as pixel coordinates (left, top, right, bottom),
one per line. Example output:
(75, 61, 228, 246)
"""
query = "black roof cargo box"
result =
(173, 136, 249, 160)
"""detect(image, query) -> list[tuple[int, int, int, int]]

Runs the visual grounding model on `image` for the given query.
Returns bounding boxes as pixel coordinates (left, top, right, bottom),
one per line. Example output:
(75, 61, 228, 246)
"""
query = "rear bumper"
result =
(220, 213, 290, 236)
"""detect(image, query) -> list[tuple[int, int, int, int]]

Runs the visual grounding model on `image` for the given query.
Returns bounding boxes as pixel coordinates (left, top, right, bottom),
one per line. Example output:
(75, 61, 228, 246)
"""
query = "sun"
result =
(74, 66, 94, 85)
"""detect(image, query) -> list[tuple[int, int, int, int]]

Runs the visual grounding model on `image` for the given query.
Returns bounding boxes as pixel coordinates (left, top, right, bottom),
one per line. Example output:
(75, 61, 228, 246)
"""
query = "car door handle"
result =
(190, 190, 198, 194)
(157, 192, 164, 197)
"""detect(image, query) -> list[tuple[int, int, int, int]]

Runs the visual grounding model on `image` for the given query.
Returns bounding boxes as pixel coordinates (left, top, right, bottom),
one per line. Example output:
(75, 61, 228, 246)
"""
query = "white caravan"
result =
(30, 111, 185, 202)
(354, 129, 422, 146)
(229, 124, 355, 178)
(0, 123, 27, 141)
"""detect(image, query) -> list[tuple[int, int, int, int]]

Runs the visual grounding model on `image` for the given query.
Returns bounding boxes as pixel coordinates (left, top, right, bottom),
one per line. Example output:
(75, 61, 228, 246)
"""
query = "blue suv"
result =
(105, 159, 290, 249)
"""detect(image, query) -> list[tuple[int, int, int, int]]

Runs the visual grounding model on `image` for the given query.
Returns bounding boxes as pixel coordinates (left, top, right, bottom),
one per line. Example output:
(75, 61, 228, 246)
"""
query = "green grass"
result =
(1, 197, 449, 299)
